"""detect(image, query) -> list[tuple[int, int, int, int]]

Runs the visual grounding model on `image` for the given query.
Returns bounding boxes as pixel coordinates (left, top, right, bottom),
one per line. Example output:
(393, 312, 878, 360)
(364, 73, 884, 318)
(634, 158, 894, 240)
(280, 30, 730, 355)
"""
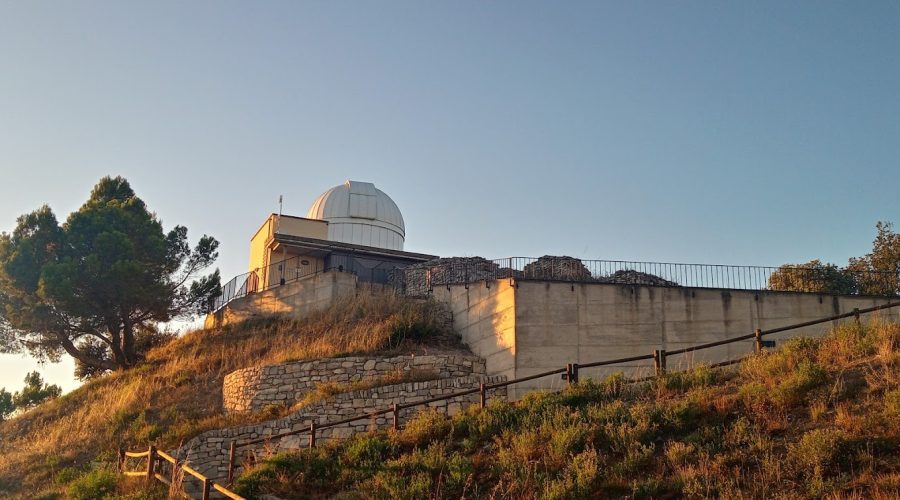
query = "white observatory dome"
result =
(306, 181, 406, 250)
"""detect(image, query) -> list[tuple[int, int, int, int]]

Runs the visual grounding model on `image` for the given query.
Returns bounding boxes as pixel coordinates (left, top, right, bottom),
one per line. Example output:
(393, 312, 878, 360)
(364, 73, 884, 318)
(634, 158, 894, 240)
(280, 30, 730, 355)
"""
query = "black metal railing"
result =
(211, 256, 899, 312)
(400, 257, 899, 297)
(210, 254, 409, 313)
(210, 255, 331, 312)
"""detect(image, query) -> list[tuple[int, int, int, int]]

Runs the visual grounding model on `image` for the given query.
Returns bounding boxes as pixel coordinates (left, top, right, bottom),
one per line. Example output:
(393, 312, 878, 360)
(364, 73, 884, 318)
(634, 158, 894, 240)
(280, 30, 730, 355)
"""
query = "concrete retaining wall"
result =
(223, 354, 486, 413)
(438, 280, 899, 398)
(205, 271, 359, 328)
(431, 281, 517, 382)
(176, 374, 507, 485)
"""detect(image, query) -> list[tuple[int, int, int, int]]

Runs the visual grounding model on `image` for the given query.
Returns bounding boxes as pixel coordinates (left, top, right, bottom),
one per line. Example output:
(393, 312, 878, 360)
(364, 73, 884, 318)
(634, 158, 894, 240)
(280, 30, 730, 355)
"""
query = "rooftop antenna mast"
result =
(276, 195, 283, 233)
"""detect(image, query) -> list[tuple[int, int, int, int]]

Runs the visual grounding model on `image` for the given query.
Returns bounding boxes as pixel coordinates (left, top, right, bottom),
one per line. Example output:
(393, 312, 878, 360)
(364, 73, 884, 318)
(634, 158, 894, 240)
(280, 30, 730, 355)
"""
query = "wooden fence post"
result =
(853, 308, 860, 326)
(571, 363, 579, 384)
(117, 448, 124, 473)
(754, 328, 763, 353)
(146, 445, 156, 486)
(392, 403, 400, 431)
(201, 478, 211, 500)
(479, 383, 486, 409)
(227, 441, 236, 484)
(653, 350, 666, 375)
(309, 422, 317, 448)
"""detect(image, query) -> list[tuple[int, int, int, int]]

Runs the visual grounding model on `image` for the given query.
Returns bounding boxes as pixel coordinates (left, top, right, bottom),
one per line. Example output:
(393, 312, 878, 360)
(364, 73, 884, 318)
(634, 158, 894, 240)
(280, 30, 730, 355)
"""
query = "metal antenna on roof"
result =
(278, 195, 283, 217)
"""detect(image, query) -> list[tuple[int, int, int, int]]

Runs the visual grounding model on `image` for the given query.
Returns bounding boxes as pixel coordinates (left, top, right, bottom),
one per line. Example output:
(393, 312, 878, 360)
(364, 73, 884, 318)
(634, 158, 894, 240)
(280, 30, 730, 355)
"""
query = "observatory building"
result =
(244, 181, 434, 293)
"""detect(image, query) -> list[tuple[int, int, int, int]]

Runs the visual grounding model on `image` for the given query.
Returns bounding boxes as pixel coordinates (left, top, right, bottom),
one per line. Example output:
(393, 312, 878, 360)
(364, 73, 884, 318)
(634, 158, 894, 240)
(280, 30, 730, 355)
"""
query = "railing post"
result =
(392, 403, 400, 431)
(853, 308, 860, 326)
(227, 441, 236, 484)
(146, 444, 156, 486)
(201, 478, 211, 500)
(309, 422, 317, 448)
(117, 448, 124, 473)
(479, 382, 486, 409)
(653, 349, 666, 375)
(754, 328, 763, 353)
(565, 363, 579, 386)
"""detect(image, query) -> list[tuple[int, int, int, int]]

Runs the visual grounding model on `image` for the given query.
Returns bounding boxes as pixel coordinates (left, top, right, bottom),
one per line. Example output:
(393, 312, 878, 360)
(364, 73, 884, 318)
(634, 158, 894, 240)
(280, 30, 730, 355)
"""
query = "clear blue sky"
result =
(1, 1, 898, 393)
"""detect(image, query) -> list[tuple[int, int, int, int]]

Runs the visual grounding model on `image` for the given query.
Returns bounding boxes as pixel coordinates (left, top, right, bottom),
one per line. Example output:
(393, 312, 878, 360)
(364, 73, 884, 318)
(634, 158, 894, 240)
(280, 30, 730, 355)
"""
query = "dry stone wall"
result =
(224, 354, 485, 413)
(176, 374, 507, 486)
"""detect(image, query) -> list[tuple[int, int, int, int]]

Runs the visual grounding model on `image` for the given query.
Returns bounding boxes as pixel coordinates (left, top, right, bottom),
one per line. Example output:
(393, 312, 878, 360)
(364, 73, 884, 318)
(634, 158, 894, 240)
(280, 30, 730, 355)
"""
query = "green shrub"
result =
(657, 364, 716, 392)
(452, 399, 522, 443)
(772, 361, 828, 407)
(664, 441, 696, 468)
(742, 337, 819, 383)
(611, 443, 655, 478)
(545, 415, 591, 469)
(788, 429, 844, 474)
(54, 466, 80, 485)
(541, 448, 602, 500)
(497, 427, 544, 482)
(396, 408, 452, 447)
(740, 359, 827, 412)
(369, 470, 433, 500)
(342, 434, 392, 476)
(365, 443, 468, 498)
(235, 450, 339, 497)
(557, 377, 624, 407)
(67, 468, 118, 500)
(631, 476, 667, 498)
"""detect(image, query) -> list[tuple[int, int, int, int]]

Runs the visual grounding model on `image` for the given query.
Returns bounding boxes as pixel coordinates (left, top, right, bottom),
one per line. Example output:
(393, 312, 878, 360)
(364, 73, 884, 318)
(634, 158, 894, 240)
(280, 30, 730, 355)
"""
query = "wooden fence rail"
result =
(118, 444, 245, 500)
(122, 300, 898, 493)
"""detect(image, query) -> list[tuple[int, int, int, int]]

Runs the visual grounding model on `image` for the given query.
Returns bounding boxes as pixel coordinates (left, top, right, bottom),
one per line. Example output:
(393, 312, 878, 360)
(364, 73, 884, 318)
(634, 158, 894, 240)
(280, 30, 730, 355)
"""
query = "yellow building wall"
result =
(248, 214, 330, 290)
(248, 217, 275, 286)
(277, 216, 328, 240)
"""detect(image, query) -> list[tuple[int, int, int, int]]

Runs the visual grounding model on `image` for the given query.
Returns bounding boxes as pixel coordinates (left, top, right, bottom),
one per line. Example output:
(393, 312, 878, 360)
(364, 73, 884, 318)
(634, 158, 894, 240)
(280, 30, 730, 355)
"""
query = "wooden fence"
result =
(118, 445, 244, 500)
(121, 300, 898, 495)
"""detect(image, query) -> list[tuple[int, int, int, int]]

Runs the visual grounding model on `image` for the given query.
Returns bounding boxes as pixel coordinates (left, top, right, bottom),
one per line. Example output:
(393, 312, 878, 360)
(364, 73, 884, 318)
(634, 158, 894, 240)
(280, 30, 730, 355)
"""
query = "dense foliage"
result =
(10, 371, 61, 411)
(0, 388, 12, 421)
(0, 372, 61, 421)
(769, 221, 899, 296)
(0, 176, 220, 376)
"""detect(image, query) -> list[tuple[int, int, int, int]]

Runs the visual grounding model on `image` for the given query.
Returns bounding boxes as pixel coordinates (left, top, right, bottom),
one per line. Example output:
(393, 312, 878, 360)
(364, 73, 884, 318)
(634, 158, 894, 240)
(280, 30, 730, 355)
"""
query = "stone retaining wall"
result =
(176, 374, 507, 485)
(224, 354, 485, 413)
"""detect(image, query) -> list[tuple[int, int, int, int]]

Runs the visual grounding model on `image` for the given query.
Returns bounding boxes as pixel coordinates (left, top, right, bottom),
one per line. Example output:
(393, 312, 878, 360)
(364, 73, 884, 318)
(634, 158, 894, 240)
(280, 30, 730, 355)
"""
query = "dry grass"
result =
(238, 319, 900, 500)
(0, 292, 459, 497)
(292, 368, 443, 410)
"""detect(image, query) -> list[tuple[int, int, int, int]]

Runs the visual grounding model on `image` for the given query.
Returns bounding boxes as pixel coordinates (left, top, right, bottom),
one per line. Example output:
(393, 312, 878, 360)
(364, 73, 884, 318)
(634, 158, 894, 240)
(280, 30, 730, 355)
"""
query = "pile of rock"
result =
(400, 257, 502, 295)
(599, 269, 679, 287)
(521, 255, 593, 281)
(397, 255, 680, 294)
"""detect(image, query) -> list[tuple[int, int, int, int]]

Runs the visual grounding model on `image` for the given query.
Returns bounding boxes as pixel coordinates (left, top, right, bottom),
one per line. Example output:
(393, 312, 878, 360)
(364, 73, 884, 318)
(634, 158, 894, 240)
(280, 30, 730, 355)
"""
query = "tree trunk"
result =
(107, 322, 128, 369)
(121, 316, 136, 367)
(55, 331, 118, 372)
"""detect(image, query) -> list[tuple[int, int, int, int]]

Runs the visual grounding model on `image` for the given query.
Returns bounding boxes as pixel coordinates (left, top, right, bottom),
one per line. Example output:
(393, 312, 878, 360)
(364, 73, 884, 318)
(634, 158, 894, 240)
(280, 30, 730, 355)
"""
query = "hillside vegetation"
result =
(0, 293, 459, 498)
(237, 319, 900, 499)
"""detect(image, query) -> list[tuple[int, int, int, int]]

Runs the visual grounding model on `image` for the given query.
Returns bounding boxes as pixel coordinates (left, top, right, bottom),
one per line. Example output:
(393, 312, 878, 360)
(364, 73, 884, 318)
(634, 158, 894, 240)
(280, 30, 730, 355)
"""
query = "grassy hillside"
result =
(0, 293, 459, 499)
(236, 319, 900, 499)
